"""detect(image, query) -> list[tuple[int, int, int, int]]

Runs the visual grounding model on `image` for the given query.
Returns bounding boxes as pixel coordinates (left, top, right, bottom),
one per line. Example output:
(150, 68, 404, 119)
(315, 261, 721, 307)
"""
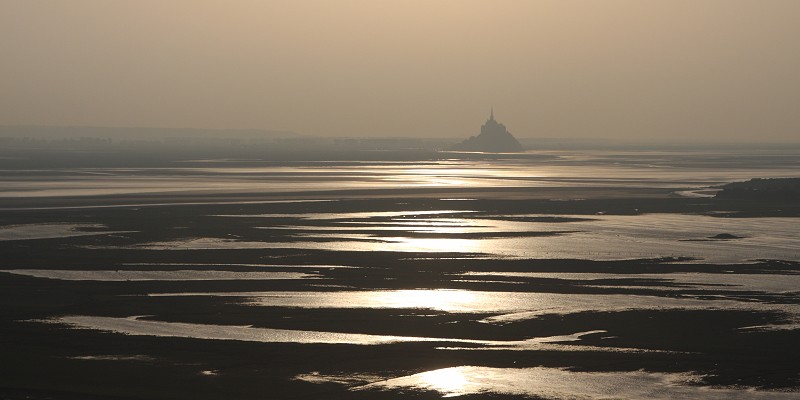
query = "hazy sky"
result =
(2, 0, 799, 141)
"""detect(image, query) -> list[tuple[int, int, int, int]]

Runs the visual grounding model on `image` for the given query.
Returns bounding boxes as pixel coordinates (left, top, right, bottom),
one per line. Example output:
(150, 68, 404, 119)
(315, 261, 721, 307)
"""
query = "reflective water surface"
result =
(3, 269, 318, 281)
(132, 213, 800, 263)
(53, 316, 616, 350)
(460, 271, 800, 293)
(147, 289, 800, 327)
(2, 151, 797, 198)
(3, 151, 799, 398)
(347, 366, 798, 399)
(0, 223, 131, 241)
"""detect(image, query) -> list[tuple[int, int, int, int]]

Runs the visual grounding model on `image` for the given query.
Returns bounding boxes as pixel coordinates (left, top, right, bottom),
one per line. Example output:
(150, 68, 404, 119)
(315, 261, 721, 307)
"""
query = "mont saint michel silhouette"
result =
(452, 109, 523, 152)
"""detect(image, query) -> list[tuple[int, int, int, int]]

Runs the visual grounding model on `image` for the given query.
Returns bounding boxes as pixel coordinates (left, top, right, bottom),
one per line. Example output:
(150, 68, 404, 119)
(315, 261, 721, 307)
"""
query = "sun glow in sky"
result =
(2, 0, 799, 142)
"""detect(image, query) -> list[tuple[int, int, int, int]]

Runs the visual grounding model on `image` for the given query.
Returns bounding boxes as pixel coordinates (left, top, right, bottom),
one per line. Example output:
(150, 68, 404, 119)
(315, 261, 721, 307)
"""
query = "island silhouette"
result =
(452, 109, 523, 152)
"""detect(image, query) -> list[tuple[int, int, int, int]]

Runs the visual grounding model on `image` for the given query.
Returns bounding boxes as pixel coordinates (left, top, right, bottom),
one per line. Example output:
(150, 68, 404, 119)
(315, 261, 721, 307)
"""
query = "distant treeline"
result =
(716, 178, 800, 201)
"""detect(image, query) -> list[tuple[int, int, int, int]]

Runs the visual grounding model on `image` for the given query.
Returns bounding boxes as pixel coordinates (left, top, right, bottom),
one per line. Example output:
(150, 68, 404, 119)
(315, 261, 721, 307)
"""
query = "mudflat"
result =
(1, 153, 799, 399)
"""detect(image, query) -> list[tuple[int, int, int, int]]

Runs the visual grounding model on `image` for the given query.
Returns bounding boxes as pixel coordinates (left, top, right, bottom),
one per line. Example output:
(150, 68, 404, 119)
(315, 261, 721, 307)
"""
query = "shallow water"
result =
(121, 262, 358, 269)
(146, 289, 800, 326)
(53, 316, 613, 350)
(2, 151, 797, 198)
(461, 271, 800, 293)
(345, 366, 798, 399)
(135, 213, 800, 263)
(2, 269, 318, 281)
(3, 150, 799, 398)
(0, 223, 130, 241)
(216, 210, 476, 220)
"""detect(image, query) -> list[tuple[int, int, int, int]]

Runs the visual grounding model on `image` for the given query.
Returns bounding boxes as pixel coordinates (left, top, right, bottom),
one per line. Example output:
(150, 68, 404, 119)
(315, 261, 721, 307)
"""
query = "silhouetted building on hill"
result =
(452, 109, 523, 152)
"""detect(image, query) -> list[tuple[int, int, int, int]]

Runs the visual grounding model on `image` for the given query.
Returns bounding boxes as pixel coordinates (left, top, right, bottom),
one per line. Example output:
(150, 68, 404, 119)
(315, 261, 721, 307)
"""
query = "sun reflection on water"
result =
(369, 289, 479, 312)
(415, 367, 475, 397)
(391, 237, 481, 253)
(355, 366, 799, 399)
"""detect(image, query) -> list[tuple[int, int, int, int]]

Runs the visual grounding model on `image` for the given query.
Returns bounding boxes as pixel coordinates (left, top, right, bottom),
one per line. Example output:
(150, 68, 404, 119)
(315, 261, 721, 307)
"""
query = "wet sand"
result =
(1, 185, 798, 399)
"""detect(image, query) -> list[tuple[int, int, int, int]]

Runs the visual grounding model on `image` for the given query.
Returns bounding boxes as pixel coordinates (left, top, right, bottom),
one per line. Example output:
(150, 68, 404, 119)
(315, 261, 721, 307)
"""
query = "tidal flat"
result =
(1, 150, 799, 399)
